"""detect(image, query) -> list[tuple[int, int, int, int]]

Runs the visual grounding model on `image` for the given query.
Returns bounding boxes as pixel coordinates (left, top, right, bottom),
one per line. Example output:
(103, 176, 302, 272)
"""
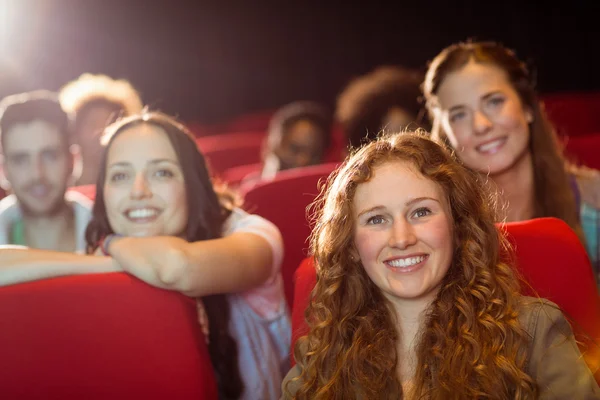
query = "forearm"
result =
(0, 247, 122, 287)
(167, 233, 274, 297)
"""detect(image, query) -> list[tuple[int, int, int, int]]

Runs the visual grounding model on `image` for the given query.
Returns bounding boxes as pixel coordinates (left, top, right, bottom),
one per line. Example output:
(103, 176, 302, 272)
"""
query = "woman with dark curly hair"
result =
(282, 132, 599, 399)
(336, 66, 428, 149)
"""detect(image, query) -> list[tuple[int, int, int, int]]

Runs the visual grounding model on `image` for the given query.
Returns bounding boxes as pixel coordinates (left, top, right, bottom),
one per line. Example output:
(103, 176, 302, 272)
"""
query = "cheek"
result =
(424, 217, 454, 263)
(163, 183, 189, 221)
(103, 186, 124, 222)
(354, 228, 384, 262)
(443, 120, 472, 150)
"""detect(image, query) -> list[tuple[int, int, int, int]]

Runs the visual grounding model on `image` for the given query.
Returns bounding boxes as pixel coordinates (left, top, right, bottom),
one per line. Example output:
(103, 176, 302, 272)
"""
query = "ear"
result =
(69, 144, 83, 185)
(0, 155, 10, 191)
(349, 246, 360, 263)
(524, 107, 534, 124)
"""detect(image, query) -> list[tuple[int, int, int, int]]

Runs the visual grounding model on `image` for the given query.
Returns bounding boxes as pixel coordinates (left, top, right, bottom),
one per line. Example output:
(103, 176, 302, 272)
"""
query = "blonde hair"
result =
(59, 73, 143, 117)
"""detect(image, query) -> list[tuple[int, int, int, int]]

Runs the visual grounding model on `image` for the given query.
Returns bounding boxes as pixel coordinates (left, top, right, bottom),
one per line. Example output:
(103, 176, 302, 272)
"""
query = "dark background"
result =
(0, 0, 597, 124)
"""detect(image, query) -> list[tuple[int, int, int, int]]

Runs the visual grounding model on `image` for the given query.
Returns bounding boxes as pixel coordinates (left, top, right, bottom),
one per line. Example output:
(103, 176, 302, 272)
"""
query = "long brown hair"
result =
(290, 132, 537, 399)
(84, 111, 244, 399)
(422, 40, 585, 247)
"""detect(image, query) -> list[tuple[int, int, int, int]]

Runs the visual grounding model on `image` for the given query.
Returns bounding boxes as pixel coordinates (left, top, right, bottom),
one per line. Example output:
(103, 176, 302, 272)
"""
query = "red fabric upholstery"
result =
(195, 133, 264, 176)
(195, 131, 265, 152)
(220, 162, 263, 187)
(214, 110, 276, 134)
(241, 163, 339, 307)
(542, 91, 600, 136)
(0, 273, 218, 400)
(68, 185, 97, 201)
(561, 133, 600, 170)
(290, 218, 600, 378)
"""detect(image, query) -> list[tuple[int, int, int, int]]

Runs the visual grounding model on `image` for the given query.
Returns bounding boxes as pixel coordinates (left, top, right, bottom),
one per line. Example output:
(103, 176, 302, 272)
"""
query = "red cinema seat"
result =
(542, 91, 600, 137)
(68, 184, 97, 201)
(290, 218, 600, 380)
(241, 163, 339, 307)
(561, 133, 600, 170)
(214, 109, 276, 134)
(195, 133, 265, 177)
(220, 162, 262, 187)
(0, 273, 218, 400)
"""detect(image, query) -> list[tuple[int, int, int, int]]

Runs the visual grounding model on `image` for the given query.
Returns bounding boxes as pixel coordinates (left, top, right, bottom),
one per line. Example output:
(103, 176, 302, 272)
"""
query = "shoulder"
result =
(0, 194, 20, 227)
(65, 191, 93, 211)
(223, 207, 283, 263)
(570, 165, 600, 209)
(516, 296, 564, 339)
(0, 194, 20, 217)
(517, 296, 600, 397)
(280, 364, 303, 400)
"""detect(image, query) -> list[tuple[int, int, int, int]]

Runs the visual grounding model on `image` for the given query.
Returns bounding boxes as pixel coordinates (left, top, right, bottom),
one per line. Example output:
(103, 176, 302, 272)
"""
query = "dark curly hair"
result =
(336, 66, 428, 149)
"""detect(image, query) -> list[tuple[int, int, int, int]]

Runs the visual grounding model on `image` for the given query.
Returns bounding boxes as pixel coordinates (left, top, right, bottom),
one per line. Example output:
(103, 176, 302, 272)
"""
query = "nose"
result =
(31, 157, 46, 181)
(389, 218, 417, 249)
(130, 173, 152, 200)
(473, 110, 493, 136)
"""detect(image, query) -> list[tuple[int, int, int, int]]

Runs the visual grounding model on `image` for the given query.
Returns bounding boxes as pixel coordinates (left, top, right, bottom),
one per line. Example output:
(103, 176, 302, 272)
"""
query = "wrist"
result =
(100, 234, 124, 256)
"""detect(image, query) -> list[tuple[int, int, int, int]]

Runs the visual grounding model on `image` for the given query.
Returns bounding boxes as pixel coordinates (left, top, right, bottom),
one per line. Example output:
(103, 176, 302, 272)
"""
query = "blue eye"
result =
(367, 215, 385, 225)
(488, 96, 505, 107)
(155, 169, 174, 178)
(449, 111, 466, 123)
(110, 172, 128, 182)
(413, 207, 431, 218)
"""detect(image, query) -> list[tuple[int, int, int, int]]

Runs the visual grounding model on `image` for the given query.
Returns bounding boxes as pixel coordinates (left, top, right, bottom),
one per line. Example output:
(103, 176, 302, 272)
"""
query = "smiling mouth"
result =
(385, 254, 428, 268)
(476, 137, 507, 154)
(124, 207, 162, 223)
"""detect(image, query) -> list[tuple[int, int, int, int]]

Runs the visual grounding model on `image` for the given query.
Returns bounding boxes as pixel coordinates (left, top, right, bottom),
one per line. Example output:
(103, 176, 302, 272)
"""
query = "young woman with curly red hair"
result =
(282, 132, 599, 399)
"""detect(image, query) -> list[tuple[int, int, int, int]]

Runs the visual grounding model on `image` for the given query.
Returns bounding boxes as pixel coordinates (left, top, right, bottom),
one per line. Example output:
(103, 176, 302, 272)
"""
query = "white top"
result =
(0, 195, 290, 398)
(0, 191, 93, 253)
(211, 207, 290, 400)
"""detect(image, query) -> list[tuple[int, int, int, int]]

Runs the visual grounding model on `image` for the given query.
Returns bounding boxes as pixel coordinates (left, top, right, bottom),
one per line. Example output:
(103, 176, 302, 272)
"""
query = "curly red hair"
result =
(289, 131, 538, 399)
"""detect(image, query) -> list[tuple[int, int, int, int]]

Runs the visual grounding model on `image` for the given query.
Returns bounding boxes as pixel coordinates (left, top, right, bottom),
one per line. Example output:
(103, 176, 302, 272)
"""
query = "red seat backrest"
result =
(0, 273, 218, 400)
(290, 218, 600, 378)
(561, 133, 600, 170)
(195, 133, 264, 177)
(241, 163, 339, 307)
(195, 131, 265, 153)
(542, 91, 600, 136)
(219, 162, 263, 187)
(68, 185, 97, 201)
(214, 110, 276, 134)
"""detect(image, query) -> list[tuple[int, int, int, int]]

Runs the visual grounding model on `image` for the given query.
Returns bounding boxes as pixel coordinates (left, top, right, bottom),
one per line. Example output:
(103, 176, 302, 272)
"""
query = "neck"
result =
(21, 201, 76, 252)
(389, 294, 433, 386)
(488, 151, 535, 222)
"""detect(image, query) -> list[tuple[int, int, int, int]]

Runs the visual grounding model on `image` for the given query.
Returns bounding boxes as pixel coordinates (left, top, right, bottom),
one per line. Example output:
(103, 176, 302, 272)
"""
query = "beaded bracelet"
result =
(100, 234, 123, 256)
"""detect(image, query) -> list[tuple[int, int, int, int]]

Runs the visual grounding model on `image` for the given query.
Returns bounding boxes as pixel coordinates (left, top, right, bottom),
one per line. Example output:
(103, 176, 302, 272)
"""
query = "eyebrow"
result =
(6, 145, 62, 157)
(448, 90, 502, 113)
(107, 158, 180, 169)
(356, 196, 440, 218)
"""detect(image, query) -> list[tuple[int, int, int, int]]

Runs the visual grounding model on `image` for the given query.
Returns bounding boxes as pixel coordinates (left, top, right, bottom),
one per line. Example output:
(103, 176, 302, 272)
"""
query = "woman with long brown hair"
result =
(0, 111, 290, 399)
(422, 40, 600, 287)
(282, 132, 598, 399)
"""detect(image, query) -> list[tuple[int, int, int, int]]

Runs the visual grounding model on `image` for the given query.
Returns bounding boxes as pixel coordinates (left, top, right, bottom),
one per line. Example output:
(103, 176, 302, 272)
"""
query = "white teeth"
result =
(477, 138, 504, 153)
(127, 208, 158, 219)
(388, 255, 425, 268)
